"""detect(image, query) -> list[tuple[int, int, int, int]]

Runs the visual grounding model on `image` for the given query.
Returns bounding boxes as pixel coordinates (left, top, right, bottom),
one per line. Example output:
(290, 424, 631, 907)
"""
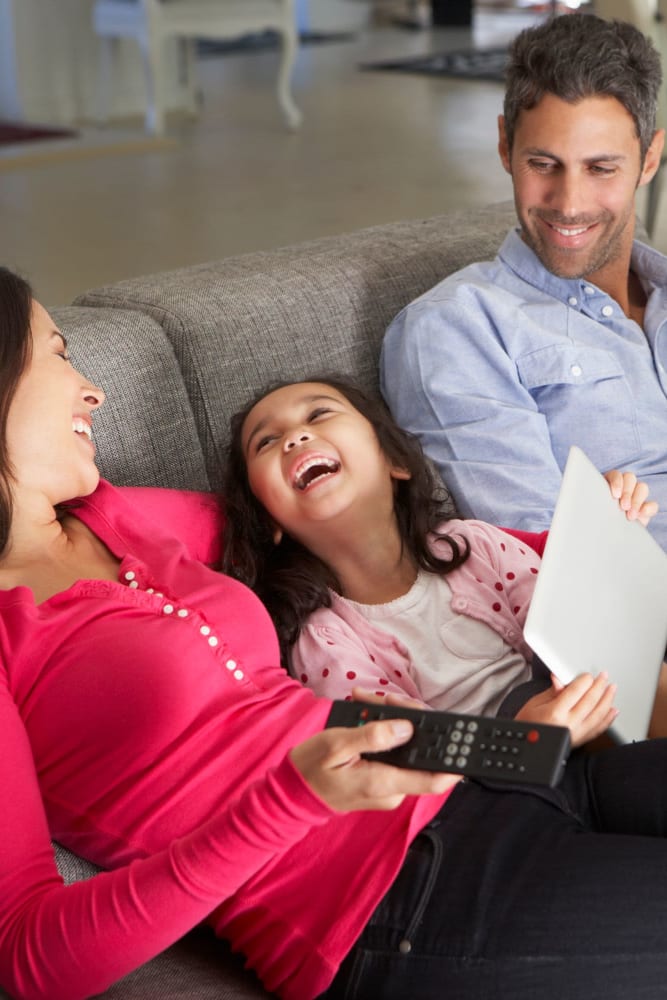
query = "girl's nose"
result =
(284, 429, 313, 452)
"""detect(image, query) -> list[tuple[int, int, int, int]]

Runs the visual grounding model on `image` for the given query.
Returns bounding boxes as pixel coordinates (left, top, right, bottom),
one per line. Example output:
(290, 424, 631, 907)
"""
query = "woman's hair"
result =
(503, 13, 662, 163)
(0, 267, 33, 556)
(222, 375, 469, 661)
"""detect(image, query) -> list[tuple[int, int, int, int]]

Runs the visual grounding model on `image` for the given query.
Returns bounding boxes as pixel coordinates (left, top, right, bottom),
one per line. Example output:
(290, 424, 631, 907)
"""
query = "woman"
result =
(3, 265, 667, 1000)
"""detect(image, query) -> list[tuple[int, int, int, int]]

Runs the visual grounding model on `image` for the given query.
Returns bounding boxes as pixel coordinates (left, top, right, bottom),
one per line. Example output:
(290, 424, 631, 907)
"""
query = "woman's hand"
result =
(515, 672, 617, 747)
(604, 470, 659, 527)
(290, 712, 458, 813)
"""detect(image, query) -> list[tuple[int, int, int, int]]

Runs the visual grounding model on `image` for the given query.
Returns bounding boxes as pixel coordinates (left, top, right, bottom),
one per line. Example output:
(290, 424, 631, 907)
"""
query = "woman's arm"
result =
(0, 679, 450, 1000)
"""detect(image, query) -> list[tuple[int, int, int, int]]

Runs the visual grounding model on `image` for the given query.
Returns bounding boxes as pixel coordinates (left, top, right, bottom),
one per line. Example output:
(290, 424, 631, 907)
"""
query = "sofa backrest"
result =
(73, 202, 516, 492)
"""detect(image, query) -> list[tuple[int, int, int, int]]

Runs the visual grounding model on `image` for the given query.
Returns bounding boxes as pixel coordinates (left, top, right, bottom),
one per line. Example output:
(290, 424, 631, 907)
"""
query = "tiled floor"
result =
(2, 5, 662, 307)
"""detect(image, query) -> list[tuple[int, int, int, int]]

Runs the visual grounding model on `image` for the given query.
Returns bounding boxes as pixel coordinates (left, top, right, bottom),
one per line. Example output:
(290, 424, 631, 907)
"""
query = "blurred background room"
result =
(2, 0, 661, 307)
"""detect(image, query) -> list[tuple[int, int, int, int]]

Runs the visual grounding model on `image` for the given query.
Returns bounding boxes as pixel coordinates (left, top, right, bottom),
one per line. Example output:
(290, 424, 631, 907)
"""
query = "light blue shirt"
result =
(381, 228, 667, 550)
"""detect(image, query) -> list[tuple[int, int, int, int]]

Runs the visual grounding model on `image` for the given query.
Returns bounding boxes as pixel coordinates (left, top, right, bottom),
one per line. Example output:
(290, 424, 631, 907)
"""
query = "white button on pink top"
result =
(119, 567, 241, 677)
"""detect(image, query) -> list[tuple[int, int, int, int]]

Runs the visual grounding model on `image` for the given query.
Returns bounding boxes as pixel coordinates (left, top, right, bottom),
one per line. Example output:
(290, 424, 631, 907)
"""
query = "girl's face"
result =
(241, 382, 408, 542)
(6, 301, 105, 506)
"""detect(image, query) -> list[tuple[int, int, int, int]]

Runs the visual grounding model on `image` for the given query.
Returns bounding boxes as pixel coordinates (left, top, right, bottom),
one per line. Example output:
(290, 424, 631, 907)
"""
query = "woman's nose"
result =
(284, 429, 313, 452)
(83, 382, 105, 410)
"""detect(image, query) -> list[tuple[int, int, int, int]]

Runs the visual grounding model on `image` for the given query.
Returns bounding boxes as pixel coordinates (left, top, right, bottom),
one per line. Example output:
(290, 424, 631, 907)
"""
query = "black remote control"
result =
(326, 701, 571, 788)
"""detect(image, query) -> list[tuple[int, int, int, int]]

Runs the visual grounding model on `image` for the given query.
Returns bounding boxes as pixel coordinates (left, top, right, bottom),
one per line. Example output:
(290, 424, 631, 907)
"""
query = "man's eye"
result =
(590, 165, 615, 176)
(529, 160, 554, 172)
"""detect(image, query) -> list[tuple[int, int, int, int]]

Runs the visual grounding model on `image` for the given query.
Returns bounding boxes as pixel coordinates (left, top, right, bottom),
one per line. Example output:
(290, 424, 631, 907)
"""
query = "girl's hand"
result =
(515, 672, 617, 748)
(289, 714, 458, 813)
(604, 470, 659, 527)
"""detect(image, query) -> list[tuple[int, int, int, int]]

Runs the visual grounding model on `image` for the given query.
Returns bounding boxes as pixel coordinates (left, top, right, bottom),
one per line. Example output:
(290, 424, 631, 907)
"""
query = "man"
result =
(380, 13, 667, 548)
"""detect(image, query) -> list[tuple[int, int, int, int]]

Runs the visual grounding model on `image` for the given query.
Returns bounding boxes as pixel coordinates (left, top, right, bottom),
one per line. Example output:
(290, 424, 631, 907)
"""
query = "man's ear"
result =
(390, 466, 412, 482)
(638, 129, 665, 187)
(498, 115, 511, 174)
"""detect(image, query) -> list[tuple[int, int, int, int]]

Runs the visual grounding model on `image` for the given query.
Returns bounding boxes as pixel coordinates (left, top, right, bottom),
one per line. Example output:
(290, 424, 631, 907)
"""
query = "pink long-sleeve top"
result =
(0, 481, 448, 1000)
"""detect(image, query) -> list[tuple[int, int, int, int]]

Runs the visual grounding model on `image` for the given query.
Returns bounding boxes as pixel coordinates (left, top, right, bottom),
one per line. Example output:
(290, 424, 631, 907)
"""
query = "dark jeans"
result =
(323, 739, 667, 1000)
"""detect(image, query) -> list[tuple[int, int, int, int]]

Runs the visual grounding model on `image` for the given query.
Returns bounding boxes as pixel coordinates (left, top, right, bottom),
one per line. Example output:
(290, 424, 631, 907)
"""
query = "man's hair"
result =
(221, 374, 468, 664)
(503, 13, 663, 161)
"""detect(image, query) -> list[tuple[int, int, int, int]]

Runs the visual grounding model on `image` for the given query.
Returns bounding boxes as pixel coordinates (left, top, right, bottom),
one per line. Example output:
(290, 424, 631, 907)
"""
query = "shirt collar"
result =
(498, 225, 667, 306)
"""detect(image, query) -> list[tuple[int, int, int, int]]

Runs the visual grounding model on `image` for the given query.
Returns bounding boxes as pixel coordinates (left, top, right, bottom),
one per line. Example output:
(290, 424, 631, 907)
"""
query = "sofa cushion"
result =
(75, 202, 517, 490)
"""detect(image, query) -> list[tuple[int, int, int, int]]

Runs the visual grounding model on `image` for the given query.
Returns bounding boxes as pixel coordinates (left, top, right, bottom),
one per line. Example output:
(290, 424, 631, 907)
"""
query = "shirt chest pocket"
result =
(439, 614, 507, 661)
(515, 343, 640, 470)
(517, 343, 624, 389)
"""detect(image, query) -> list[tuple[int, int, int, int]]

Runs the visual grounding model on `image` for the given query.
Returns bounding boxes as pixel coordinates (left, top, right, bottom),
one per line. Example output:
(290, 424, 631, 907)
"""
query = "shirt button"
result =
(584, 285, 595, 295)
(568, 296, 578, 306)
(234, 669, 244, 681)
(601, 305, 613, 317)
(128, 580, 139, 589)
(163, 604, 174, 615)
(147, 588, 155, 594)
(208, 636, 219, 647)
(225, 659, 237, 670)
(177, 608, 189, 618)
(124, 570, 136, 581)
(200, 625, 211, 636)
(570, 364, 582, 377)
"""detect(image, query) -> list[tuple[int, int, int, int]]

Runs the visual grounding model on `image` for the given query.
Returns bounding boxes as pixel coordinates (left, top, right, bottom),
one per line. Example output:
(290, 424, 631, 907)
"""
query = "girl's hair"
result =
(221, 375, 470, 662)
(0, 267, 33, 556)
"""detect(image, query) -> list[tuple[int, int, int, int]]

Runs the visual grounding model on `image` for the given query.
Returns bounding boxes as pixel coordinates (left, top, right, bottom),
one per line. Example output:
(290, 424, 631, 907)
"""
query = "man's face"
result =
(498, 93, 663, 289)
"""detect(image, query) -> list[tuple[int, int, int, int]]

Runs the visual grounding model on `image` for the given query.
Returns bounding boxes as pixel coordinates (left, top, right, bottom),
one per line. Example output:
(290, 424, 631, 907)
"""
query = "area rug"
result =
(0, 122, 78, 146)
(361, 46, 508, 82)
(197, 30, 355, 57)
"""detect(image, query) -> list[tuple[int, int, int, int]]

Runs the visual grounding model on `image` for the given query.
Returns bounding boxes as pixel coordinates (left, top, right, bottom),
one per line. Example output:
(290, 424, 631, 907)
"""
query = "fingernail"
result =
(390, 720, 412, 739)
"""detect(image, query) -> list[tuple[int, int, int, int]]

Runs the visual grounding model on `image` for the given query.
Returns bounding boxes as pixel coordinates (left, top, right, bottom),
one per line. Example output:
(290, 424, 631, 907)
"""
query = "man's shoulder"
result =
(398, 228, 534, 313)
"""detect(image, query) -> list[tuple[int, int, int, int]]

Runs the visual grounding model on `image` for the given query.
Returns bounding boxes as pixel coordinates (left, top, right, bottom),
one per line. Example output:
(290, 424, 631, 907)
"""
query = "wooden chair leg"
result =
(138, 31, 166, 135)
(96, 35, 118, 125)
(276, 24, 302, 129)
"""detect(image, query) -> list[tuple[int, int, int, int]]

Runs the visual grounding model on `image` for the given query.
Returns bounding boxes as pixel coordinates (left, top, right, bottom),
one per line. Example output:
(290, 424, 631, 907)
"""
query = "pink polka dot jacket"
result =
(290, 520, 543, 713)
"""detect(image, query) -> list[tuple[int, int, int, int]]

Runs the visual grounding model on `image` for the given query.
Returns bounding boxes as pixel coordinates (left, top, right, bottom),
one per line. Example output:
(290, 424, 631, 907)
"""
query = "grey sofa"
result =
(3, 201, 517, 1000)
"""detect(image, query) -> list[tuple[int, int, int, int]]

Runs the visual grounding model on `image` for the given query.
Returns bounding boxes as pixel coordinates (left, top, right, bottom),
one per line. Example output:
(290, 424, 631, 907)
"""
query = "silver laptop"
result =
(523, 445, 667, 744)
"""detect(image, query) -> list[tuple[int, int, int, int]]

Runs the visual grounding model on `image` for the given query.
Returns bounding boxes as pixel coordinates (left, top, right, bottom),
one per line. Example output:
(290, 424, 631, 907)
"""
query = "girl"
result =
(223, 375, 656, 748)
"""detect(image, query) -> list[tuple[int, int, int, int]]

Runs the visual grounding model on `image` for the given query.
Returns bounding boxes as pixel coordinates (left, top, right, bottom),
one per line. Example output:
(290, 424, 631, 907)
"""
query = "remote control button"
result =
(467, 721, 479, 733)
(456, 756, 468, 768)
(459, 745, 471, 756)
(455, 720, 465, 730)
(444, 756, 454, 766)
(447, 743, 458, 756)
(463, 733, 475, 744)
(451, 730, 462, 743)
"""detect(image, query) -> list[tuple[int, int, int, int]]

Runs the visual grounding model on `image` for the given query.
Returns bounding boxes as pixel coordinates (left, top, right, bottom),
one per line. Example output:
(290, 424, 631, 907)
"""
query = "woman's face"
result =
(6, 301, 105, 506)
